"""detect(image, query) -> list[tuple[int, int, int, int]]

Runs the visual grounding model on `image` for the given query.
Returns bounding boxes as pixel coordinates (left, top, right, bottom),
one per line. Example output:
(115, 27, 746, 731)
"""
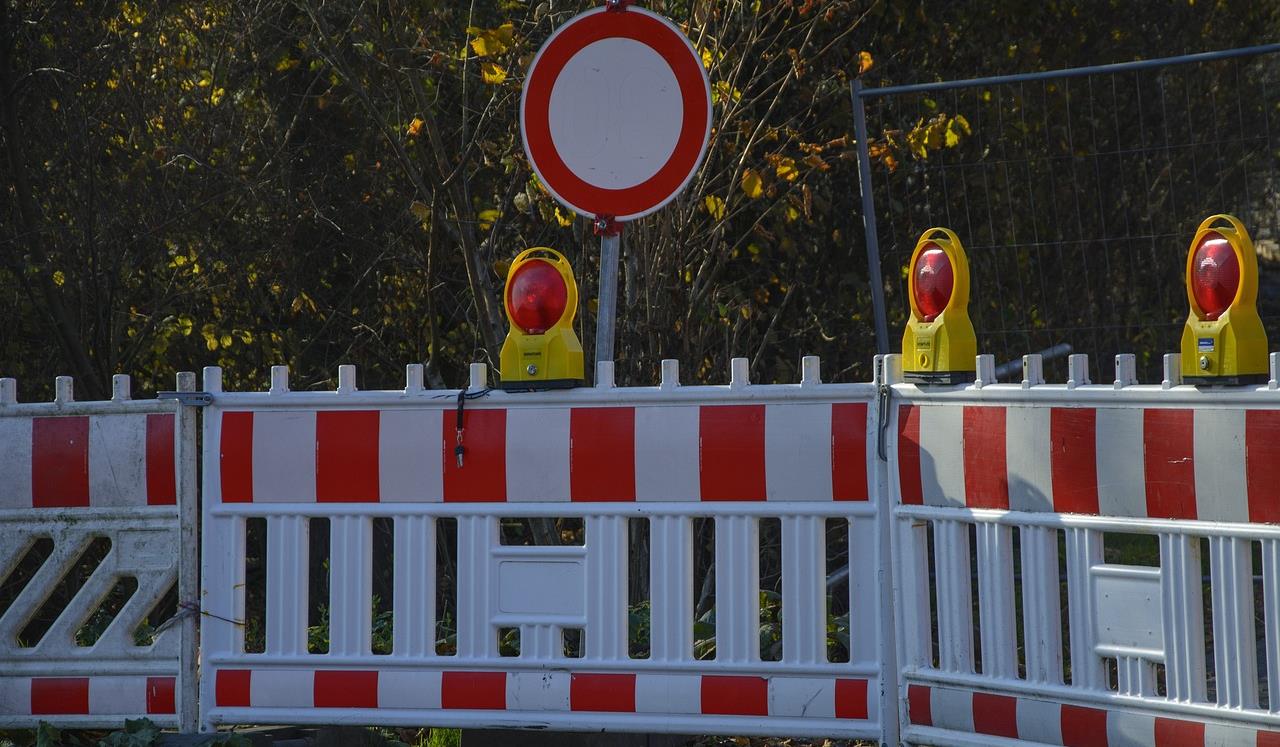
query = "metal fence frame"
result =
(852, 42, 1280, 366)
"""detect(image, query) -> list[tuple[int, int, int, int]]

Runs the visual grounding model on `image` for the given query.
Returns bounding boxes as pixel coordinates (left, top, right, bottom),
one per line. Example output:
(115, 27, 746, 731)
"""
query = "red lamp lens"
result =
(507, 259, 568, 334)
(913, 244, 953, 322)
(1190, 232, 1239, 321)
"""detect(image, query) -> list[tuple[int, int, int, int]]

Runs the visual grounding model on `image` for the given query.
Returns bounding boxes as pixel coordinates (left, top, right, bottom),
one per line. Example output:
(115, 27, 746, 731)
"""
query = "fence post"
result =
(175, 371, 200, 732)
(851, 78, 890, 356)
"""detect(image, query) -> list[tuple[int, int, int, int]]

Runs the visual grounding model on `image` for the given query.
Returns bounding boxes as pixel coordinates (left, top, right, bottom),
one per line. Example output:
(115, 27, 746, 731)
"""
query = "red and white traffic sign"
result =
(521, 5, 712, 222)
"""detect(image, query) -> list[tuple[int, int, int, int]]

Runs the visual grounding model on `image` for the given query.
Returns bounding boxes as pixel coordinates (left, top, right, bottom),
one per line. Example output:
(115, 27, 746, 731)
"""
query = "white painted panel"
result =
(1106, 709, 1155, 747)
(929, 686, 973, 733)
(496, 559, 585, 617)
(252, 411, 316, 502)
(378, 670, 442, 710)
(379, 410, 442, 502)
(506, 408, 570, 502)
(765, 404, 832, 501)
(1095, 408, 1146, 517)
(767, 677, 834, 719)
(0, 418, 32, 509)
(634, 406, 699, 501)
(506, 671, 570, 711)
(250, 669, 313, 708)
(1015, 696, 1062, 745)
(634, 673, 700, 714)
(88, 415, 146, 507)
(1194, 408, 1248, 523)
(88, 676, 146, 715)
(1006, 406, 1053, 512)
(0, 677, 30, 715)
(919, 406, 965, 508)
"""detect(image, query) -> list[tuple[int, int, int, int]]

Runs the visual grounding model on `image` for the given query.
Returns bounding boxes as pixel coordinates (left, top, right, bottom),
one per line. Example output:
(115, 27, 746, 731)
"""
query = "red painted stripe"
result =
(898, 406, 923, 504)
(442, 409, 506, 502)
(832, 403, 869, 501)
(1245, 410, 1280, 523)
(699, 406, 766, 501)
(972, 692, 1018, 739)
(219, 412, 254, 503)
(963, 406, 1008, 509)
(1051, 408, 1099, 514)
(31, 417, 89, 508)
(146, 676, 176, 714)
(31, 677, 89, 715)
(700, 675, 767, 716)
(1144, 409, 1197, 520)
(441, 671, 506, 710)
(834, 678, 868, 719)
(570, 408, 636, 502)
(314, 670, 378, 708)
(1060, 704, 1108, 747)
(906, 684, 931, 726)
(1154, 716, 1205, 746)
(215, 669, 251, 707)
(145, 414, 177, 506)
(1258, 729, 1280, 747)
(570, 672, 635, 712)
(315, 411, 380, 502)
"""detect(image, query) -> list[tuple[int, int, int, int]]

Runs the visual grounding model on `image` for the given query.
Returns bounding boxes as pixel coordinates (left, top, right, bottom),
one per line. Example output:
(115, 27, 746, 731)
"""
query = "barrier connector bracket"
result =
(157, 391, 213, 407)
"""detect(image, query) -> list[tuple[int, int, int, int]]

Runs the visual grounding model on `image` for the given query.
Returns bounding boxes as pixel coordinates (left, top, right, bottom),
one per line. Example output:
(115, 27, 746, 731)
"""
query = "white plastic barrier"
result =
(198, 359, 896, 740)
(0, 374, 199, 730)
(886, 353, 1280, 747)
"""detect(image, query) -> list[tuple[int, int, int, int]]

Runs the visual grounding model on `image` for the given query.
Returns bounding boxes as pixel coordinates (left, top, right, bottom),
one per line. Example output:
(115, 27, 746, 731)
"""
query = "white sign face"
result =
(521, 7, 712, 222)
(548, 38, 683, 191)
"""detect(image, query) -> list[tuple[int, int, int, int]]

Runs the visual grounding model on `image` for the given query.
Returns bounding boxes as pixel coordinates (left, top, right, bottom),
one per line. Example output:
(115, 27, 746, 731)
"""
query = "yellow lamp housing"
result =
(902, 227, 977, 385)
(499, 247, 584, 390)
(1180, 214, 1268, 385)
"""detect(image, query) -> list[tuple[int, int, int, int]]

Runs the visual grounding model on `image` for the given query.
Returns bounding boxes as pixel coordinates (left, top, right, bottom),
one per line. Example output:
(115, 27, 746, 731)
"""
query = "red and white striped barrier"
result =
(213, 403, 871, 504)
(0, 676, 176, 719)
(906, 684, 1280, 746)
(0, 413, 176, 509)
(897, 403, 1280, 524)
(211, 669, 871, 721)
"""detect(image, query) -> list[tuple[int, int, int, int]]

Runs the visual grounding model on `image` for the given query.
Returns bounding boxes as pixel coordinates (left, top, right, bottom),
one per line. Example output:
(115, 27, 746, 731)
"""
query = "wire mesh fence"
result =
(855, 45, 1280, 383)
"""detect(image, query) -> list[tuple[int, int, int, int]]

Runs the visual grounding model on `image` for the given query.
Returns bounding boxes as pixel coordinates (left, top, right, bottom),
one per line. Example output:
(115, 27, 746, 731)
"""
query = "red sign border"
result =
(521, 7, 712, 222)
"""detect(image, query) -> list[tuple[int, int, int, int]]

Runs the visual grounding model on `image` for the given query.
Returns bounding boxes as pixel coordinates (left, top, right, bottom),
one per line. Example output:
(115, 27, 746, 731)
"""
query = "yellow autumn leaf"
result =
(275, 56, 299, 72)
(469, 23, 515, 58)
(410, 200, 431, 224)
(775, 156, 798, 182)
(478, 208, 500, 230)
(481, 62, 507, 85)
(554, 207, 575, 227)
(703, 194, 726, 220)
(52, 270, 66, 286)
(406, 117, 424, 137)
(858, 50, 874, 74)
(740, 169, 763, 199)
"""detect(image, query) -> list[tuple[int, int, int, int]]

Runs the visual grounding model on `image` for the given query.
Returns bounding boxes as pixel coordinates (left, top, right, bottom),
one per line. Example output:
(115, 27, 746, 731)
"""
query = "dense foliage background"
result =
(3, 0, 1278, 398)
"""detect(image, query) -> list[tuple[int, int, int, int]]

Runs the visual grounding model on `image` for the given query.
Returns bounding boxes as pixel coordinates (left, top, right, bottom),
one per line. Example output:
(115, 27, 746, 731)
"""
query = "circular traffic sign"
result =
(521, 6, 712, 222)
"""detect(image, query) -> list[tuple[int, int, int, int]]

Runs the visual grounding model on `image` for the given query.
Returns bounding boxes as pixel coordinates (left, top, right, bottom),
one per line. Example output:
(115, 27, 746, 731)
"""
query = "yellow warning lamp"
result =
(1180, 214, 1268, 385)
(499, 247, 584, 390)
(902, 228, 977, 385)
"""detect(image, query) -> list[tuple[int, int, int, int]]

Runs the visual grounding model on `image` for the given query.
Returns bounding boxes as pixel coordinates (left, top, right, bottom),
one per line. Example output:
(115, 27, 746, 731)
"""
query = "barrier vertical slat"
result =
(849, 517, 878, 665)
(1160, 534, 1207, 703)
(586, 515, 628, 660)
(650, 515, 693, 663)
(457, 516, 494, 659)
(975, 522, 1017, 678)
(266, 516, 309, 656)
(1020, 525, 1063, 684)
(525, 622, 557, 660)
(1065, 527, 1105, 689)
(1208, 536, 1259, 709)
(1264, 538, 1280, 715)
(897, 521, 933, 669)
(1117, 655, 1156, 696)
(715, 515, 760, 663)
(176, 372, 199, 732)
(934, 519, 974, 674)
(329, 516, 373, 656)
(393, 515, 436, 657)
(781, 515, 825, 665)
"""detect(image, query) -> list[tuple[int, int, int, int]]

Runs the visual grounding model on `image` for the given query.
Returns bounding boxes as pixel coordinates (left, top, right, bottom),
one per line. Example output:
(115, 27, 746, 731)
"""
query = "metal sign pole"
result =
(594, 229, 620, 363)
